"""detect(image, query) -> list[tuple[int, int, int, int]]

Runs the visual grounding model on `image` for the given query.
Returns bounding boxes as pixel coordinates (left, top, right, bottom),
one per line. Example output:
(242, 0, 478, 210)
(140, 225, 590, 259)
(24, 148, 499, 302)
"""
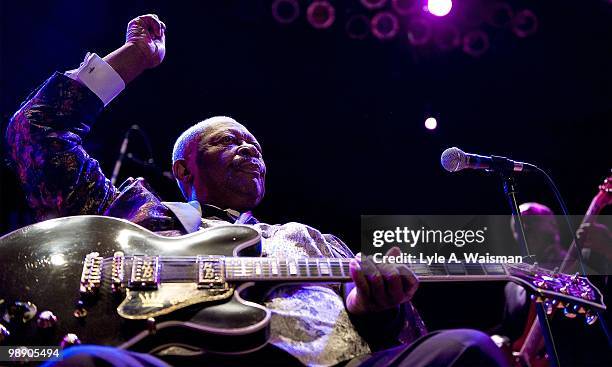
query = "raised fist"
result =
(126, 14, 166, 69)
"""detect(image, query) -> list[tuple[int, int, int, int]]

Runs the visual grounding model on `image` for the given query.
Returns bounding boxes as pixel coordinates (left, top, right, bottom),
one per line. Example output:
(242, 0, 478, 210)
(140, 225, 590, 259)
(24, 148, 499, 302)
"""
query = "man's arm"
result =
(5, 15, 165, 220)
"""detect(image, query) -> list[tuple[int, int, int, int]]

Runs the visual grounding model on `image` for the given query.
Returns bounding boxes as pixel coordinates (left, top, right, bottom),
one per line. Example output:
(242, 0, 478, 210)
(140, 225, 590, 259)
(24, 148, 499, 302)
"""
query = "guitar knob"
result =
(36, 311, 58, 329)
(544, 299, 554, 315)
(73, 300, 87, 319)
(0, 323, 10, 342)
(60, 333, 81, 348)
(585, 310, 598, 325)
(563, 304, 578, 319)
(3, 301, 37, 323)
(555, 300, 565, 309)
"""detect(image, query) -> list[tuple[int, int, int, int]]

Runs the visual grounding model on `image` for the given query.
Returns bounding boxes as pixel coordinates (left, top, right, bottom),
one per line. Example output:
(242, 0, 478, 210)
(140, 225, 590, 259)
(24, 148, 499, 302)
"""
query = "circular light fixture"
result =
(371, 11, 400, 40)
(307, 1, 336, 29)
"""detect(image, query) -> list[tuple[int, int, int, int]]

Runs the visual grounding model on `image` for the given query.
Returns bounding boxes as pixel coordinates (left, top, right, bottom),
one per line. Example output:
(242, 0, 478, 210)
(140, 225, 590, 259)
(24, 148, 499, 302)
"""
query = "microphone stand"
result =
(499, 170, 561, 367)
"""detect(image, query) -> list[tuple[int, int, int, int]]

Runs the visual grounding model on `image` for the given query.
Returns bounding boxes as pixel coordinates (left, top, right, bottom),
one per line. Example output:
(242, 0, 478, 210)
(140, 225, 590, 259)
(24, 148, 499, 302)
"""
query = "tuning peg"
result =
(577, 306, 586, 314)
(563, 304, 578, 318)
(0, 323, 9, 342)
(530, 294, 544, 303)
(60, 333, 81, 348)
(585, 310, 599, 325)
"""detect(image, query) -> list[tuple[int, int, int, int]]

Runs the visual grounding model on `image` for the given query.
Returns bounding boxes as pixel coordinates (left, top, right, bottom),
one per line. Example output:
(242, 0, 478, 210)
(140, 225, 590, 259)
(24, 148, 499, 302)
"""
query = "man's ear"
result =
(172, 159, 193, 196)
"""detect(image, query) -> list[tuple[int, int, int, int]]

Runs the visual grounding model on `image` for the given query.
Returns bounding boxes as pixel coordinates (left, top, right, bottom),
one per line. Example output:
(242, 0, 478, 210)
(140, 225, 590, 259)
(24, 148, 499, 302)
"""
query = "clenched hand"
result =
(346, 246, 419, 315)
(126, 14, 166, 69)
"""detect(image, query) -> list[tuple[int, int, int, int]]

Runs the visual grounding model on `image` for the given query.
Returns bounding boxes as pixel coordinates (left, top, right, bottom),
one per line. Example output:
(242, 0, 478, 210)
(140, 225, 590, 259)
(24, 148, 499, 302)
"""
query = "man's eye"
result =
(219, 136, 234, 144)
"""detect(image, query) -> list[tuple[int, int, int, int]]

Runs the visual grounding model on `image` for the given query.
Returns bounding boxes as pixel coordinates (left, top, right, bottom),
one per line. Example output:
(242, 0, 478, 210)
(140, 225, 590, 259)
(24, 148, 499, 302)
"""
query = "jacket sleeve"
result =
(5, 72, 117, 220)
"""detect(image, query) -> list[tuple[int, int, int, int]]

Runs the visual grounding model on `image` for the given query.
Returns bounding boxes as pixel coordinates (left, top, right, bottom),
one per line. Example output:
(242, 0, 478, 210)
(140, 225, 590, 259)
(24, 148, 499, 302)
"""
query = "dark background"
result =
(1, 0, 611, 349)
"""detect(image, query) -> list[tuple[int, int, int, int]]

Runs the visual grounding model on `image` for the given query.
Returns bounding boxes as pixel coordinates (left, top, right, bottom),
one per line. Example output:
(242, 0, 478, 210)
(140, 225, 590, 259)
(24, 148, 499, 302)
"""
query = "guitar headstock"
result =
(598, 170, 612, 194)
(506, 263, 606, 325)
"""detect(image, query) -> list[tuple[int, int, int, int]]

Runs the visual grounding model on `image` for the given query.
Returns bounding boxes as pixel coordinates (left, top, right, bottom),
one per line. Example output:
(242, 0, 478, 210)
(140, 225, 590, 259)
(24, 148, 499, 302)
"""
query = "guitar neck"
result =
(222, 257, 510, 282)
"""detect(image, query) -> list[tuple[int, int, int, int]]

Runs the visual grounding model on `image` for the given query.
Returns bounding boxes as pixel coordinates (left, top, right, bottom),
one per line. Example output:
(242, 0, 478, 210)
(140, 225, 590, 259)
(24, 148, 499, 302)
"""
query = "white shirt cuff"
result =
(65, 53, 125, 106)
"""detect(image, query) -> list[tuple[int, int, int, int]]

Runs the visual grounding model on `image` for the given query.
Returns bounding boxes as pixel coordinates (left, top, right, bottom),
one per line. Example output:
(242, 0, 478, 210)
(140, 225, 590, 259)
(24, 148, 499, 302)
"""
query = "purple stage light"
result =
(427, 0, 453, 17)
(406, 18, 432, 46)
(360, 0, 388, 11)
(307, 1, 336, 30)
(391, 0, 419, 15)
(346, 15, 371, 40)
(272, 0, 300, 25)
(371, 12, 400, 40)
(425, 117, 438, 130)
(512, 9, 538, 38)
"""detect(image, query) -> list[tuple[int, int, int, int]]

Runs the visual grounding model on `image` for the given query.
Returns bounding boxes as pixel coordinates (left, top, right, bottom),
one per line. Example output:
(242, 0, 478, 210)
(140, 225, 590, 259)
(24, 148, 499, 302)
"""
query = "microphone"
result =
(111, 125, 140, 185)
(440, 147, 535, 173)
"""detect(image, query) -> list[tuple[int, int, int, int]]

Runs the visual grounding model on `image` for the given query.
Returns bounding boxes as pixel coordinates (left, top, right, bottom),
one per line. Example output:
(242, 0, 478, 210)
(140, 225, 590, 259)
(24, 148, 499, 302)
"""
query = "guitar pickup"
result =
(197, 256, 226, 289)
(80, 252, 103, 295)
(129, 255, 161, 290)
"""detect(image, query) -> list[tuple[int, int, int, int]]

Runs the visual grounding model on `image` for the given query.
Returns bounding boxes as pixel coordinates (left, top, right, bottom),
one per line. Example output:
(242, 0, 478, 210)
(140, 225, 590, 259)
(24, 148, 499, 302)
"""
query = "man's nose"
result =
(236, 142, 261, 158)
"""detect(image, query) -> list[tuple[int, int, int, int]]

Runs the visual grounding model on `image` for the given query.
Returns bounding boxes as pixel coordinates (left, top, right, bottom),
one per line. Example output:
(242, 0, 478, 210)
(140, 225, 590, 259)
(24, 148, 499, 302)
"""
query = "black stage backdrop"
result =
(1, 0, 611, 337)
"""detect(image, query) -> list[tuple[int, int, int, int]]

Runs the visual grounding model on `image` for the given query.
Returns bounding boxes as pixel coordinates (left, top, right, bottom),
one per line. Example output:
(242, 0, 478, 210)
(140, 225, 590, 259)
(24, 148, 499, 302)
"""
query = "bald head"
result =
(171, 116, 266, 211)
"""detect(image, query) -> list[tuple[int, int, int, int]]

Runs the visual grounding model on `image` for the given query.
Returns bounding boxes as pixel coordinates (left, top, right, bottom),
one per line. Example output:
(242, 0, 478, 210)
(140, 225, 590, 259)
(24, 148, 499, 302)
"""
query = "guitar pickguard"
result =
(118, 283, 234, 319)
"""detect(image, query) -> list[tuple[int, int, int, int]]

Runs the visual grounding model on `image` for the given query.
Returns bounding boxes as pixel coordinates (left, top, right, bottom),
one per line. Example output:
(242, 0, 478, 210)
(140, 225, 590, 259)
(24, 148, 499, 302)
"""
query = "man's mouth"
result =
(235, 162, 262, 175)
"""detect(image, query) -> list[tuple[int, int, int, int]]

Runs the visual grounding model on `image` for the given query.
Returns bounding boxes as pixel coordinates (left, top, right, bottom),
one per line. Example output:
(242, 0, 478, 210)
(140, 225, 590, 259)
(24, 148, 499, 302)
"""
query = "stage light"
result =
(427, 0, 452, 17)
(371, 12, 400, 40)
(346, 15, 371, 40)
(406, 18, 432, 46)
(361, 0, 387, 11)
(512, 9, 538, 38)
(463, 30, 489, 57)
(425, 117, 437, 130)
(307, 1, 336, 29)
(272, 0, 300, 25)
(391, 0, 419, 15)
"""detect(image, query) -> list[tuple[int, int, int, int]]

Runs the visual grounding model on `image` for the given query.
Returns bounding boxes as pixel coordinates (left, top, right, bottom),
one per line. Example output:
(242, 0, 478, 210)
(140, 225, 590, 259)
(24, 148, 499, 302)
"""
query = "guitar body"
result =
(0, 216, 270, 354)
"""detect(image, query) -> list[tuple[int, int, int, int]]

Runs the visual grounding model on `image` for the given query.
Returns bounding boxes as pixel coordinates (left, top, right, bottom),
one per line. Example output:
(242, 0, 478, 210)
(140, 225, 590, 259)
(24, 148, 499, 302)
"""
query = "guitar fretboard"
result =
(221, 257, 509, 282)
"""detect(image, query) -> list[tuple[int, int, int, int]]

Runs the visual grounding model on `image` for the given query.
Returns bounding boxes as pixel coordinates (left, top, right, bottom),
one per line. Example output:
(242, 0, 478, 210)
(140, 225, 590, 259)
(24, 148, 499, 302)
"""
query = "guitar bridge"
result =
(197, 256, 226, 289)
(129, 255, 161, 290)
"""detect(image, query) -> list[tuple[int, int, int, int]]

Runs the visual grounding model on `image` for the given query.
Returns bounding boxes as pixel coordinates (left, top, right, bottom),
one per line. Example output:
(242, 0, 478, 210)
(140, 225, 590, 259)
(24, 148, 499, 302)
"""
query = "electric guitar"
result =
(0, 216, 606, 356)
(511, 172, 612, 367)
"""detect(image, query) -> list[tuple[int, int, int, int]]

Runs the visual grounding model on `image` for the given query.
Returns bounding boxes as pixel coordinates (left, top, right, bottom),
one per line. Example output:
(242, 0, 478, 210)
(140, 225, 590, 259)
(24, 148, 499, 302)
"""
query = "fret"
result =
(271, 258, 279, 276)
(341, 260, 350, 277)
(254, 260, 262, 276)
(427, 264, 448, 276)
(298, 259, 308, 277)
(307, 258, 319, 277)
(278, 259, 289, 277)
(409, 263, 432, 276)
(445, 263, 467, 275)
(241, 259, 248, 277)
(261, 258, 271, 277)
(288, 259, 298, 276)
(465, 263, 486, 275)
(483, 263, 506, 275)
(319, 259, 330, 275)
(330, 259, 343, 277)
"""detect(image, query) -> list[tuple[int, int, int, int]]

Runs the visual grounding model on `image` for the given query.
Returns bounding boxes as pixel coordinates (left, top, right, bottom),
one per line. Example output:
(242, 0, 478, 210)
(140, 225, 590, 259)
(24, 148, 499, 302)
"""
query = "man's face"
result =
(187, 120, 266, 211)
